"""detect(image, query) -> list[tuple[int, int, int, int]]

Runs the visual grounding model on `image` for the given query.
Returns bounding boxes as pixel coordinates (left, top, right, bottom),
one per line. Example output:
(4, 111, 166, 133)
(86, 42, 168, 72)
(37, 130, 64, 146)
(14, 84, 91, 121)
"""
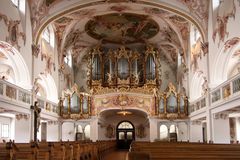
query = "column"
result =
(149, 118, 158, 142)
(236, 117, 240, 142)
(212, 113, 230, 143)
(58, 121, 63, 141)
(206, 108, 213, 142)
(30, 109, 34, 141)
(90, 116, 98, 142)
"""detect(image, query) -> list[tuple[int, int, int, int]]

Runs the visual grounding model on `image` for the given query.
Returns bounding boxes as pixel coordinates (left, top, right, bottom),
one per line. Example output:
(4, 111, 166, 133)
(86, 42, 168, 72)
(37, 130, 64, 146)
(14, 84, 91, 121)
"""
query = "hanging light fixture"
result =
(117, 106, 132, 116)
(117, 110, 132, 116)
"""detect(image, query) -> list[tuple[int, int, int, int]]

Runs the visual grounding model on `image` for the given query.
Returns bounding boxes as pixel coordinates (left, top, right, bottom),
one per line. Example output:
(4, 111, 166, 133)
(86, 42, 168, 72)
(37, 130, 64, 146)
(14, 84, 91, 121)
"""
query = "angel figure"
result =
(201, 77, 209, 95)
(107, 73, 113, 84)
(132, 72, 140, 84)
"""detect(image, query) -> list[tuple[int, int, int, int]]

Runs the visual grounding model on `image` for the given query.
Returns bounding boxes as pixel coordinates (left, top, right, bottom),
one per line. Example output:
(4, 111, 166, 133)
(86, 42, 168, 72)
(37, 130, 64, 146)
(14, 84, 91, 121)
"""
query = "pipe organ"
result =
(59, 89, 91, 119)
(88, 45, 161, 89)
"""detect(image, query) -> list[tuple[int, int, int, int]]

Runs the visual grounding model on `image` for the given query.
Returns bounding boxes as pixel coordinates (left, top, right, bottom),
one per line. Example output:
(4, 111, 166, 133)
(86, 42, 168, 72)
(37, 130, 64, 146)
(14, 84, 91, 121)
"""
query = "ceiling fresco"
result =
(85, 13, 159, 43)
(29, 0, 209, 43)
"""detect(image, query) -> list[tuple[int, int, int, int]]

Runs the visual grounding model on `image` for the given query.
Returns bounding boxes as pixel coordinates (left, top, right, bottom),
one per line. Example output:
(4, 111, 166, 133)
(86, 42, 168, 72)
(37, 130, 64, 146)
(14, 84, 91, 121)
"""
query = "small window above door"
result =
(118, 121, 133, 129)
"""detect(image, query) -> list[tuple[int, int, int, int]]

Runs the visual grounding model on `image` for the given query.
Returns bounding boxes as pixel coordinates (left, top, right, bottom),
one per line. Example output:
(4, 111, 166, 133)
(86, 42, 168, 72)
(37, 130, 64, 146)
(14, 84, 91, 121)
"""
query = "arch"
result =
(159, 124, 168, 140)
(0, 41, 31, 89)
(212, 40, 240, 85)
(36, 73, 58, 103)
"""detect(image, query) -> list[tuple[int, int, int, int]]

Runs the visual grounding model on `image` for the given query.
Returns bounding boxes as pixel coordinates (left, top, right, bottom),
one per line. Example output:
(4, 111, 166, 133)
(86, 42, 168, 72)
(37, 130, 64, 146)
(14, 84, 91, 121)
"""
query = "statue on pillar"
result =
(31, 101, 41, 141)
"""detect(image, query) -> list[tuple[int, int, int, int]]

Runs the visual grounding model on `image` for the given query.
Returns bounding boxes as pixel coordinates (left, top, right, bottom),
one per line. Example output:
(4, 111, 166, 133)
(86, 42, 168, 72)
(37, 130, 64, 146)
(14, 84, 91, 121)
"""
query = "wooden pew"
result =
(35, 142, 51, 160)
(0, 141, 14, 160)
(12, 142, 37, 160)
(0, 140, 116, 160)
(128, 141, 240, 160)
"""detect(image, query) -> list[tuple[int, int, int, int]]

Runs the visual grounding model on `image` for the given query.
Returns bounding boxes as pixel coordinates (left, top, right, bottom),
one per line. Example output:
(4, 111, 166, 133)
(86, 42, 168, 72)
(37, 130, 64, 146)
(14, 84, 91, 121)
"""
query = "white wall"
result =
(15, 117, 31, 143)
(177, 122, 189, 141)
(212, 117, 230, 144)
(90, 118, 98, 142)
(62, 122, 75, 141)
(47, 123, 59, 141)
(149, 118, 157, 142)
(236, 117, 240, 141)
(190, 123, 202, 142)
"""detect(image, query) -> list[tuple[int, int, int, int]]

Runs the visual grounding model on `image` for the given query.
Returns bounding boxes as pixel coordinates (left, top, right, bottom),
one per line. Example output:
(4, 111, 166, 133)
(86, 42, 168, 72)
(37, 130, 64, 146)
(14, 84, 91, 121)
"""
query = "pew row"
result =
(0, 140, 116, 160)
(128, 141, 240, 160)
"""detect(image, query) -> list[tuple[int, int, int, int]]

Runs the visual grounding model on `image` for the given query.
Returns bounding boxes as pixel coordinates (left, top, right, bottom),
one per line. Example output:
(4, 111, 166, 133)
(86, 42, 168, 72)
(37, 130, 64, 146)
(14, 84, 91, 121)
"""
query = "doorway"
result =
(116, 121, 135, 150)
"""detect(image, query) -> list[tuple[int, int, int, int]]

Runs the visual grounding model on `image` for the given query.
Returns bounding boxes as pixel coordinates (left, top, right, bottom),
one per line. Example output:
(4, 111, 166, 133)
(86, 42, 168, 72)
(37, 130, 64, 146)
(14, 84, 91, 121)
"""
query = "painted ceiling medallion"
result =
(85, 13, 159, 43)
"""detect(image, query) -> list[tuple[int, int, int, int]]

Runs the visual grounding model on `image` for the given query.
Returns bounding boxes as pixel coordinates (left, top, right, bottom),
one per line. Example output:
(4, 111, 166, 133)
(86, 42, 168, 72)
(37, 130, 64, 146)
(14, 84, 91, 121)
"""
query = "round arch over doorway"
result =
(116, 121, 135, 150)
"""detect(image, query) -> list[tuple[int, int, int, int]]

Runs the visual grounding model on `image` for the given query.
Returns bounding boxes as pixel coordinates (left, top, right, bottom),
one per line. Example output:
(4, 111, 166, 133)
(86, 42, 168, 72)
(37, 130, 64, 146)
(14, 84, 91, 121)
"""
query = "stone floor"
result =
(103, 150, 128, 160)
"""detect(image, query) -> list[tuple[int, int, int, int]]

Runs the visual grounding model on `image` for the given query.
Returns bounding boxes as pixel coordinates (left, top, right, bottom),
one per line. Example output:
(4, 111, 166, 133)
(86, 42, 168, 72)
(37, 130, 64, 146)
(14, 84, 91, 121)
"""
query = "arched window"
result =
(118, 121, 134, 129)
(170, 125, 176, 133)
(84, 125, 90, 140)
(212, 0, 220, 11)
(43, 28, 50, 43)
(64, 51, 72, 68)
(159, 125, 168, 140)
(11, 0, 19, 8)
(42, 25, 55, 48)
(77, 125, 83, 133)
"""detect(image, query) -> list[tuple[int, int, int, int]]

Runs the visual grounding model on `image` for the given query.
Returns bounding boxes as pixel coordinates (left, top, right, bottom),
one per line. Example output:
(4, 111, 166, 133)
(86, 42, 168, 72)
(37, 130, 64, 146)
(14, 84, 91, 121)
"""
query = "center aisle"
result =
(103, 150, 128, 160)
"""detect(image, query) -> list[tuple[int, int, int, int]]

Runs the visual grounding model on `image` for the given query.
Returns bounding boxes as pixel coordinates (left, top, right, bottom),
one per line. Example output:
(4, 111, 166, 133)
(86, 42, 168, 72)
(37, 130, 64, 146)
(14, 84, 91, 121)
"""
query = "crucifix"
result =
(31, 101, 41, 142)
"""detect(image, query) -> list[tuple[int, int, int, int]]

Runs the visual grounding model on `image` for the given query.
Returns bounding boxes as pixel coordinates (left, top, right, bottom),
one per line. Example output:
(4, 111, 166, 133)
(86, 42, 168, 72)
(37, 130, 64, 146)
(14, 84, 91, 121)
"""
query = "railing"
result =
(190, 73, 240, 114)
(0, 79, 58, 114)
(36, 95, 59, 114)
(189, 96, 207, 114)
(210, 74, 240, 105)
(0, 79, 32, 105)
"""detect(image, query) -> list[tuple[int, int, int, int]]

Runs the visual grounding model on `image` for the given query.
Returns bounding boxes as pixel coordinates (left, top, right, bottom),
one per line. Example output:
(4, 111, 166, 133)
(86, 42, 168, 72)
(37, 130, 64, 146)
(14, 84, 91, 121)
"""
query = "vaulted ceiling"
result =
(29, 0, 209, 68)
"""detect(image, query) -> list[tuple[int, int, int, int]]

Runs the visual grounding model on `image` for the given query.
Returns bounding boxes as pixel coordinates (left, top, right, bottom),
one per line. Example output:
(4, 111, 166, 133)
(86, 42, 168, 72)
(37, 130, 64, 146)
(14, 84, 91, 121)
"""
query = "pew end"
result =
(127, 151, 150, 160)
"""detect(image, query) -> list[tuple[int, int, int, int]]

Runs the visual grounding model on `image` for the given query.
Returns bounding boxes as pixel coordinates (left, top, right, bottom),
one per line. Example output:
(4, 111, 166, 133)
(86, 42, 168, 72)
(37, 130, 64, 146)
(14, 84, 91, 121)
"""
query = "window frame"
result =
(64, 53, 72, 68)
(43, 27, 51, 43)
(1, 124, 9, 138)
(11, 0, 20, 8)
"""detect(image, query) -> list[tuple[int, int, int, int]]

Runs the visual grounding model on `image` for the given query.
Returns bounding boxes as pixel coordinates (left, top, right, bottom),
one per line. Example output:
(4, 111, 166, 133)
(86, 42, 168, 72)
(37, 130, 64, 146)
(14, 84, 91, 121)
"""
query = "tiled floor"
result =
(103, 150, 128, 160)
